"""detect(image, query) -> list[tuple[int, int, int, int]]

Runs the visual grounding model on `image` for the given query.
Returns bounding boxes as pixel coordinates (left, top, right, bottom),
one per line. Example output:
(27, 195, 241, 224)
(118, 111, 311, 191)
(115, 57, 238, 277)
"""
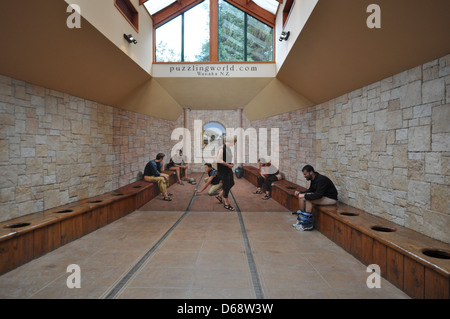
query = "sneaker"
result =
(295, 224, 313, 231)
(292, 220, 301, 227)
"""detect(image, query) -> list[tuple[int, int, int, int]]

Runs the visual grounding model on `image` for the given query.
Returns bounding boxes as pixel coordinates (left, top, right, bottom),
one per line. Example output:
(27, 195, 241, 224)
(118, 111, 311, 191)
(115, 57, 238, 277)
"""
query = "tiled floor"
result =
(0, 173, 409, 299)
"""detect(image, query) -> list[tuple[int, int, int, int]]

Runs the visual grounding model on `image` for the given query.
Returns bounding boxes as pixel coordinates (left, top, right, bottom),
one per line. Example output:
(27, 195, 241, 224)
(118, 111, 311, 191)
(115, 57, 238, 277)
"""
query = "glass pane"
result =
(155, 15, 182, 62)
(144, 0, 176, 15)
(246, 15, 273, 61)
(184, 1, 210, 62)
(218, 0, 245, 62)
(252, 0, 279, 14)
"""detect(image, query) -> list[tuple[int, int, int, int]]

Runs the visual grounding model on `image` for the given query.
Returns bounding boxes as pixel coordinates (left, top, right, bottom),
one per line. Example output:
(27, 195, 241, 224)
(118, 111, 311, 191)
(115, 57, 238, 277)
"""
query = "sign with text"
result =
(152, 63, 276, 78)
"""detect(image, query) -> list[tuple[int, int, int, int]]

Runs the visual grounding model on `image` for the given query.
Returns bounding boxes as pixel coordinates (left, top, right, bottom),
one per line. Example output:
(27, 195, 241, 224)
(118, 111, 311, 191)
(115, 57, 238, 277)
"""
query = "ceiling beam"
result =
(225, 0, 275, 27)
(153, 0, 205, 28)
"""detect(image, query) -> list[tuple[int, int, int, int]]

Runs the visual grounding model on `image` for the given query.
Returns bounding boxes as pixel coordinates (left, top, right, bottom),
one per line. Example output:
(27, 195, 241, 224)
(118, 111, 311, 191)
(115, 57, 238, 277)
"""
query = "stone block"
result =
(430, 184, 450, 214)
(371, 131, 386, 152)
(43, 189, 61, 210)
(422, 78, 445, 104)
(424, 153, 442, 175)
(386, 110, 403, 130)
(393, 145, 408, 168)
(431, 133, 450, 152)
(374, 109, 387, 130)
(399, 80, 421, 109)
(392, 175, 408, 192)
(407, 180, 430, 208)
(408, 160, 424, 180)
(408, 126, 431, 152)
(431, 104, 450, 133)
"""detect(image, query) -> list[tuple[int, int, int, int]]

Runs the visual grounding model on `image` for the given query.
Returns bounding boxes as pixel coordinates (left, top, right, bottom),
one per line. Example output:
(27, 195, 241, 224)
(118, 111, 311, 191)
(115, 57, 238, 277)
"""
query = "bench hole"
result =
(89, 200, 103, 203)
(371, 225, 396, 232)
(286, 186, 296, 190)
(56, 209, 73, 214)
(113, 193, 124, 196)
(422, 249, 450, 260)
(339, 212, 359, 216)
(133, 186, 142, 189)
(4, 222, 31, 229)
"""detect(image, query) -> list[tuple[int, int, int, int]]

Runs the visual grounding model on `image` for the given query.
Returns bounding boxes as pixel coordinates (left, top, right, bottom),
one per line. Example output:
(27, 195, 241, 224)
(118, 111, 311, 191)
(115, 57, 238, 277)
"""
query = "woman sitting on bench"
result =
(254, 157, 283, 200)
(167, 149, 189, 185)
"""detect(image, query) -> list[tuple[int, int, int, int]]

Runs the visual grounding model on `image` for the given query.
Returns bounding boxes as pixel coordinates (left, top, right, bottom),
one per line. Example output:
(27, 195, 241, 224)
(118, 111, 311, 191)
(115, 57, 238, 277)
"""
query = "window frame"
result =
(154, 3, 211, 63)
(115, 0, 139, 32)
(152, 0, 275, 64)
(218, 1, 274, 62)
(282, 0, 295, 29)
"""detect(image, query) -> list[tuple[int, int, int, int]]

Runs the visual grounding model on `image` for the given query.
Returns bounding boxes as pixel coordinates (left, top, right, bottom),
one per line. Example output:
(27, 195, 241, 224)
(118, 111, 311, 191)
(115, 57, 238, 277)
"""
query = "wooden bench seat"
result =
(271, 179, 307, 212)
(242, 166, 307, 212)
(242, 165, 449, 299)
(314, 202, 450, 299)
(242, 166, 259, 186)
(0, 168, 185, 276)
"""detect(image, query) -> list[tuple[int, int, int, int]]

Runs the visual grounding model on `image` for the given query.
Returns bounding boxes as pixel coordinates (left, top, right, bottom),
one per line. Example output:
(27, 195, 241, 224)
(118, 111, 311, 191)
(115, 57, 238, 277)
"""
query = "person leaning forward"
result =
(144, 153, 172, 201)
(294, 165, 338, 212)
(197, 163, 223, 196)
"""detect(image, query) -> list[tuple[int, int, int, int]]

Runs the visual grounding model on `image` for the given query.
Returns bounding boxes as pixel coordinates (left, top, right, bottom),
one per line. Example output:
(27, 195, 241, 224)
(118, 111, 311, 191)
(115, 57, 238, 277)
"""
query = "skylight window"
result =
(143, 0, 279, 16)
(252, 0, 279, 14)
(150, 0, 275, 63)
(144, 0, 176, 15)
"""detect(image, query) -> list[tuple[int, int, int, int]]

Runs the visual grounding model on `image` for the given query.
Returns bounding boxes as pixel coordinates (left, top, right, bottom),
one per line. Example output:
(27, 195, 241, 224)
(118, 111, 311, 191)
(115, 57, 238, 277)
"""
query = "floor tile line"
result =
(230, 190, 264, 299)
(103, 174, 204, 299)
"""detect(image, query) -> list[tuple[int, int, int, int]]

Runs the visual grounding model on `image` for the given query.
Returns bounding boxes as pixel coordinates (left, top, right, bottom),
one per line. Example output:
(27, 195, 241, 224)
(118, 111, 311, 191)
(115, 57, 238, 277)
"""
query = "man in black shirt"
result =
(294, 165, 338, 230)
(196, 163, 223, 195)
(144, 153, 172, 201)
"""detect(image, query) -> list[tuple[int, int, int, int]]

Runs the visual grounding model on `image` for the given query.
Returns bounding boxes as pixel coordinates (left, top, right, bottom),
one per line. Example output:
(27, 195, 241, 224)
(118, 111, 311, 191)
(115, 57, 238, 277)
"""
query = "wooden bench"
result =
(242, 166, 259, 186)
(243, 166, 307, 212)
(271, 180, 307, 212)
(242, 166, 450, 299)
(314, 203, 450, 299)
(0, 168, 184, 276)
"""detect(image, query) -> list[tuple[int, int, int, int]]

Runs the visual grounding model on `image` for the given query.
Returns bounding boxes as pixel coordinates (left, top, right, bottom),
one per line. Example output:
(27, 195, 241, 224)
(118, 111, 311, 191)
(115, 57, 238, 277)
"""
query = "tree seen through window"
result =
(155, 0, 274, 63)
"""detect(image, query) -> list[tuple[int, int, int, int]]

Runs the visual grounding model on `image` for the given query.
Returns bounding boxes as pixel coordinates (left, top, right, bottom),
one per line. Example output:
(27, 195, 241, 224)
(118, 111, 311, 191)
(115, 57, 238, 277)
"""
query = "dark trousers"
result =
(221, 171, 234, 199)
(257, 174, 278, 193)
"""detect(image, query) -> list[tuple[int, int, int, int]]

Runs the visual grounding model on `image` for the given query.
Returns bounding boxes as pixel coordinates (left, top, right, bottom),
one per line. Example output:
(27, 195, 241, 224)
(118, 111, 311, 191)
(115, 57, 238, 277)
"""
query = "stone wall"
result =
(247, 54, 449, 243)
(1, 54, 448, 242)
(0, 75, 176, 222)
(242, 106, 317, 189)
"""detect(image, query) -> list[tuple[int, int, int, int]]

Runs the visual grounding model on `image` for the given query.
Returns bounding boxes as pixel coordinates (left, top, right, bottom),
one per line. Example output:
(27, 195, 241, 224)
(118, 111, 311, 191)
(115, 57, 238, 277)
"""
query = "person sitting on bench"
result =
(196, 163, 223, 196)
(144, 153, 172, 201)
(294, 165, 338, 230)
(254, 157, 283, 200)
(167, 149, 189, 185)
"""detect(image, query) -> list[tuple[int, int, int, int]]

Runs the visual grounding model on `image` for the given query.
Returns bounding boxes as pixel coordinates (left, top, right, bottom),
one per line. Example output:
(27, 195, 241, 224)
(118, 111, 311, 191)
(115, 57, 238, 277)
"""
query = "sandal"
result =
(254, 189, 262, 194)
(262, 194, 270, 200)
(215, 195, 223, 203)
(178, 181, 184, 185)
(163, 197, 172, 201)
(224, 204, 235, 211)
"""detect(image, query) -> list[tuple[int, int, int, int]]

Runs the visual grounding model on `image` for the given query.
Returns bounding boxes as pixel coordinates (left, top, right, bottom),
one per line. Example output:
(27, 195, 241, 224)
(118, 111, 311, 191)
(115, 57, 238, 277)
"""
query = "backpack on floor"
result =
(297, 211, 313, 228)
